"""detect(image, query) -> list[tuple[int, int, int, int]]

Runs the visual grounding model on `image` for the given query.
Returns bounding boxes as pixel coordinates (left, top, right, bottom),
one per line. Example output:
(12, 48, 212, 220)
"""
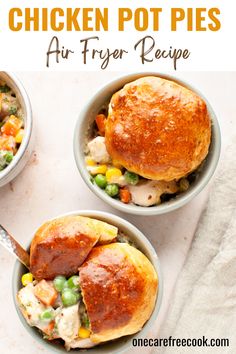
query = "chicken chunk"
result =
(129, 180, 179, 206)
(88, 136, 110, 163)
(67, 338, 96, 349)
(0, 93, 19, 118)
(55, 304, 80, 345)
(17, 283, 46, 327)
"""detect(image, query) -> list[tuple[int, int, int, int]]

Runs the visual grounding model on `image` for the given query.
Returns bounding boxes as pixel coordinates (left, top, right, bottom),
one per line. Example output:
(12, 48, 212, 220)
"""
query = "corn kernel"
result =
(21, 273, 33, 286)
(112, 159, 123, 169)
(85, 156, 96, 166)
(106, 168, 122, 183)
(15, 129, 24, 144)
(88, 165, 107, 175)
(78, 327, 91, 339)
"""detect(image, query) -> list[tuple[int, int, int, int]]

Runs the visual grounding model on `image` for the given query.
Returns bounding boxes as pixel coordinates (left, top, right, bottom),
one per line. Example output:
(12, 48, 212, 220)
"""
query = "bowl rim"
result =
(12, 209, 163, 354)
(73, 71, 221, 216)
(0, 71, 33, 181)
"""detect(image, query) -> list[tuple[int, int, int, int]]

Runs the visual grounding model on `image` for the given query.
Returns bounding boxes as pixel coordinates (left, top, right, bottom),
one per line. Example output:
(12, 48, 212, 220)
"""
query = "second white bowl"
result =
(74, 72, 221, 215)
(0, 72, 33, 187)
(12, 210, 163, 354)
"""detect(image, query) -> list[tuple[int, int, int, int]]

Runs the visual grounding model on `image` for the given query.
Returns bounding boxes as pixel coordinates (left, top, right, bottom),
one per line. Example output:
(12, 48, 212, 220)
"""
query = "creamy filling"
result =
(86, 135, 185, 207)
(17, 235, 138, 350)
(18, 278, 93, 350)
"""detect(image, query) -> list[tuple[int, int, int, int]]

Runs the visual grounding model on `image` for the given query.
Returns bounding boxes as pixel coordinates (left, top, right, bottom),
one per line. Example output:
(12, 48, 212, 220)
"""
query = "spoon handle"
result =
(0, 225, 30, 269)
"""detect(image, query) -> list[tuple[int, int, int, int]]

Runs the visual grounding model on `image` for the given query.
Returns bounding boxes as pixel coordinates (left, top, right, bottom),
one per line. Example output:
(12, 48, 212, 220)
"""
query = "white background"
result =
(0, 71, 235, 353)
(0, 1, 235, 70)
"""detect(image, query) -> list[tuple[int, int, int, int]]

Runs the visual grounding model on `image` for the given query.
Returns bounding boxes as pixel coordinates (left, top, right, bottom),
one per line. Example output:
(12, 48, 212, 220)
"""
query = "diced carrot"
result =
(34, 280, 58, 306)
(43, 321, 55, 335)
(42, 321, 59, 340)
(120, 188, 131, 204)
(0, 135, 16, 152)
(95, 114, 106, 135)
(1, 115, 22, 137)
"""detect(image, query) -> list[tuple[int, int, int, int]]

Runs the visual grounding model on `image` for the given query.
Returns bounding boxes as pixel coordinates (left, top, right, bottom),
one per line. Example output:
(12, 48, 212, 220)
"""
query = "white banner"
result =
(0, 0, 235, 71)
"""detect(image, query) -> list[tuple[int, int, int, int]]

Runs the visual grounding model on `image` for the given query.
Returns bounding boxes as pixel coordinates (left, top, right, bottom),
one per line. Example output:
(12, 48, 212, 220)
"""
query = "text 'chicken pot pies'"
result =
(16, 214, 159, 351)
(83, 76, 212, 208)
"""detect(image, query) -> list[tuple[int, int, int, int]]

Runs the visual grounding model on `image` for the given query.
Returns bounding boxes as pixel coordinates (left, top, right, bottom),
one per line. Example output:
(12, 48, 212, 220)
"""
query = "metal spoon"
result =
(0, 225, 30, 268)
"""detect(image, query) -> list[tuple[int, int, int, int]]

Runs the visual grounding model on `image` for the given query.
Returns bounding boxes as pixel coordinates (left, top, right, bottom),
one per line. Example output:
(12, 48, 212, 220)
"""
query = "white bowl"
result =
(74, 72, 221, 215)
(0, 72, 33, 187)
(12, 210, 163, 354)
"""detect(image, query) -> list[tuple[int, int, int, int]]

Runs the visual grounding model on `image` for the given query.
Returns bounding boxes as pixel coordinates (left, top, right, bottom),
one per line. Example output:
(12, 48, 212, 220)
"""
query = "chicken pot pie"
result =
(17, 216, 158, 350)
(85, 76, 211, 206)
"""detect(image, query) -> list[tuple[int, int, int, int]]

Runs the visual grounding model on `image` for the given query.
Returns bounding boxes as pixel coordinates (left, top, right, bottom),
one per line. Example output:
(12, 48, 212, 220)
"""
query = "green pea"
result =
(0, 84, 10, 93)
(82, 313, 90, 328)
(124, 171, 139, 185)
(9, 106, 17, 115)
(62, 289, 81, 307)
(4, 151, 13, 164)
(40, 308, 54, 322)
(63, 280, 69, 289)
(67, 275, 80, 290)
(53, 275, 67, 292)
(105, 184, 119, 197)
(94, 174, 107, 189)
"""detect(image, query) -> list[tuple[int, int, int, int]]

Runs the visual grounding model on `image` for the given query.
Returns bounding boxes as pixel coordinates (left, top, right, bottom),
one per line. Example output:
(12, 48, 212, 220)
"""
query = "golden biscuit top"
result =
(105, 76, 211, 181)
(79, 243, 158, 343)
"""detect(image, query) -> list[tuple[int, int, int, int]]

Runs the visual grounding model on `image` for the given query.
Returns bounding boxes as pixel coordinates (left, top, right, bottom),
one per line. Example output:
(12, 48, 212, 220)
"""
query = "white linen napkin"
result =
(155, 136, 236, 353)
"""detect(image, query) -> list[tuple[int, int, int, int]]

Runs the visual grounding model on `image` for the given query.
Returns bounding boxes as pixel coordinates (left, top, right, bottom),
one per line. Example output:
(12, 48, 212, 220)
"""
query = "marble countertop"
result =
(0, 71, 235, 353)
